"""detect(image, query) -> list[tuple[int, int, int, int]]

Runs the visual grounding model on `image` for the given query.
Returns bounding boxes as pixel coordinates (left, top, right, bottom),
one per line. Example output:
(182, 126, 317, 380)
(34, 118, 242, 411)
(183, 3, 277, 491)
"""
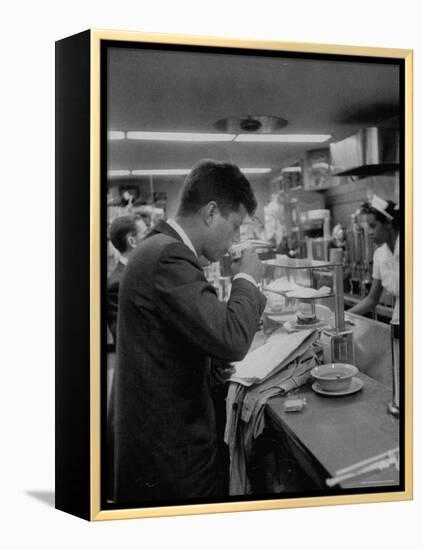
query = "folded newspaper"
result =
(225, 330, 321, 495)
(230, 328, 318, 386)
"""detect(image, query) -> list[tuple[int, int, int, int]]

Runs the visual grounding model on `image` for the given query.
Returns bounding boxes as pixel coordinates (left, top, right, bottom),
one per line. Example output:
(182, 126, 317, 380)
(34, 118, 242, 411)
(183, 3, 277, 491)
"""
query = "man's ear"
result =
(127, 234, 136, 249)
(203, 201, 218, 226)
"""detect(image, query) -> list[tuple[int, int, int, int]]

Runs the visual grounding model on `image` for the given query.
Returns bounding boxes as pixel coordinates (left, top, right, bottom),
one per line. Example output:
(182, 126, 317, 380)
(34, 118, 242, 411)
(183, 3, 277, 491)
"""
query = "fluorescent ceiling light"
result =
(108, 131, 125, 140)
(127, 131, 236, 142)
(235, 134, 331, 143)
(241, 168, 272, 174)
(132, 169, 191, 176)
(110, 130, 331, 143)
(281, 166, 302, 173)
(108, 169, 131, 177)
(127, 168, 272, 176)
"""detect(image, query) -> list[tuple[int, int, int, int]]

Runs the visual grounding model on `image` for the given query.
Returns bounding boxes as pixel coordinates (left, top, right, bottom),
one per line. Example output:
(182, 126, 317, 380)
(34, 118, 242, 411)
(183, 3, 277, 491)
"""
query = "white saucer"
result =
(263, 287, 289, 296)
(312, 377, 364, 397)
(265, 311, 295, 323)
(284, 319, 329, 331)
(286, 290, 332, 300)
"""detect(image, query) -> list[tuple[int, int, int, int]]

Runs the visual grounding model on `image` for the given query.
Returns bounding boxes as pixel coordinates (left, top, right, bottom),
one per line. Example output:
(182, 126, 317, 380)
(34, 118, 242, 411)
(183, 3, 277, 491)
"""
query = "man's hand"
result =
(238, 248, 264, 283)
(212, 362, 236, 384)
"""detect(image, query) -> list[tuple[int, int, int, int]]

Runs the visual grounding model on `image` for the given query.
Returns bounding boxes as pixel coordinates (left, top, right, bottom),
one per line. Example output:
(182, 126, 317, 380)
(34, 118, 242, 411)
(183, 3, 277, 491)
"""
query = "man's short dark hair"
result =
(177, 159, 257, 217)
(109, 215, 138, 253)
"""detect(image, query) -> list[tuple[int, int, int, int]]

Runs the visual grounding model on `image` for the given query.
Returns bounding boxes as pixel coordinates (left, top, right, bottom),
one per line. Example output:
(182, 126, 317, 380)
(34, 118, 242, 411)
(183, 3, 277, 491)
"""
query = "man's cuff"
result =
(233, 273, 260, 287)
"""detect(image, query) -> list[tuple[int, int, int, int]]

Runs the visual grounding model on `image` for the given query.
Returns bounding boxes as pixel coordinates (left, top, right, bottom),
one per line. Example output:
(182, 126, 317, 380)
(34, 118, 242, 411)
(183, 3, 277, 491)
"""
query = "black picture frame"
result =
(55, 29, 413, 521)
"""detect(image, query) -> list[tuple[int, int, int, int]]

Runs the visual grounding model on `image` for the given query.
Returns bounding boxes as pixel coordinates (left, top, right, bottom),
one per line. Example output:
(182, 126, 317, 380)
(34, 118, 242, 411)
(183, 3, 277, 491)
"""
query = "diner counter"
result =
(248, 310, 399, 492)
(346, 311, 392, 386)
(344, 293, 394, 321)
(265, 372, 399, 490)
(261, 309, 393, 385)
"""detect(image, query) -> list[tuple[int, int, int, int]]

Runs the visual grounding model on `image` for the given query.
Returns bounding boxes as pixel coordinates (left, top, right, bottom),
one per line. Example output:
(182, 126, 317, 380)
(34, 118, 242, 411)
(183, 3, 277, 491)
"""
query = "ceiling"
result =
(106, 45, 400, 181)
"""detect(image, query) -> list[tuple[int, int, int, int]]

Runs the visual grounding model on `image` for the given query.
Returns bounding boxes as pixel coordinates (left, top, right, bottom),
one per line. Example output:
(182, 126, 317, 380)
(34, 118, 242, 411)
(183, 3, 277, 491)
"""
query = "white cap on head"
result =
(370, 194, 394, 221)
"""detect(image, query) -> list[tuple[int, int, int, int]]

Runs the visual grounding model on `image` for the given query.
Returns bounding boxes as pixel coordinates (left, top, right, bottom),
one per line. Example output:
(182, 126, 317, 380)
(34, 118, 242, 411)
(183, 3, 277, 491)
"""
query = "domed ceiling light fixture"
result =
(214, 115, 331, 142)
(214, 114, 288, 133)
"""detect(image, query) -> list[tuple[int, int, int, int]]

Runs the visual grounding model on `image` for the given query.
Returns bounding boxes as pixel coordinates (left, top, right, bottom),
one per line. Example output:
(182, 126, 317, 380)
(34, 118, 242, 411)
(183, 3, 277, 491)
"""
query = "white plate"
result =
(263, 287, 290, 296)
(284, 319, 329, 331)
(286, 289, 332, 300)
(312, 377, 364, 397)
(264, 311, 295, 322)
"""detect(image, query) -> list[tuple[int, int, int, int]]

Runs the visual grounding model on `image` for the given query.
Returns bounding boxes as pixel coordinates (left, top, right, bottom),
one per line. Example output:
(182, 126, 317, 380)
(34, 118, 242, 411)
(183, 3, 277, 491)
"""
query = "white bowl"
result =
(310, 363, 358, 392)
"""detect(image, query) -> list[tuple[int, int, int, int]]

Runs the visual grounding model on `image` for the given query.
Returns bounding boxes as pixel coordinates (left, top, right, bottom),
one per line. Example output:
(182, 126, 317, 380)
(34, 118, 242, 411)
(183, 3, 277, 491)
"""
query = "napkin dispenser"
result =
(321, 262, 355, 365)
(321, 328, 355, 365)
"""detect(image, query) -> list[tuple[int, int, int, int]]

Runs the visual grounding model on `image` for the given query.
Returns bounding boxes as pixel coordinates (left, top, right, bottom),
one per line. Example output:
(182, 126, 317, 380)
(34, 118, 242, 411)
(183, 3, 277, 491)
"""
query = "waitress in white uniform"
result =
(349, 195, 400, 322)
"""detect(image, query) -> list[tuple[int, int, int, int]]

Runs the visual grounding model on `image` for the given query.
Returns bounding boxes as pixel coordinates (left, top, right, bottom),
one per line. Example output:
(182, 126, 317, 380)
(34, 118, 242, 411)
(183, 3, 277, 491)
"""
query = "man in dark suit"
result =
(107, 214, 147, 347)
(114, 159, 267, 504)
(106, 214, 146, 502)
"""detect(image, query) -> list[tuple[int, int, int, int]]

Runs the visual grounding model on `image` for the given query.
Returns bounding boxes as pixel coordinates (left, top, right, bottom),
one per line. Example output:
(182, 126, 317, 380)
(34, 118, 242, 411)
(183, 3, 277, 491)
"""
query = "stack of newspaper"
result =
(230, 328, 318, 386)
(226, 328, 321, 495)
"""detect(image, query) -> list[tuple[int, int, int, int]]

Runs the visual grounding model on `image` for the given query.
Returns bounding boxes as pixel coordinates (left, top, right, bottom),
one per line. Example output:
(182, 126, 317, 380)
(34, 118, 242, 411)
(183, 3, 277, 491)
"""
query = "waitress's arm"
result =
(348, 278, 383, 316)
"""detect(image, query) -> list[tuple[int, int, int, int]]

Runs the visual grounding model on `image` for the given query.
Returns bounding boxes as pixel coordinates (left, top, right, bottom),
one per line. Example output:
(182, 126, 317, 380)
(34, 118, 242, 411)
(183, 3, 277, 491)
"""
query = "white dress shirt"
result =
(166, 218, 198, 257)
(119, 254, 129, 266)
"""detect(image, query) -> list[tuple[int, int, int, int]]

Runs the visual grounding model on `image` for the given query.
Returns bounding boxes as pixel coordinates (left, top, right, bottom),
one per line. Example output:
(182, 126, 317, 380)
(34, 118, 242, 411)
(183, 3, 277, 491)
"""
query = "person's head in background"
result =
(132, 200, 153, 228)
(153, 191, 168, 214)
(176, 159, 257, 262)
(364, 195, 400, 251)
(109, 215, 147, 260)
(119, 188, 137, 207)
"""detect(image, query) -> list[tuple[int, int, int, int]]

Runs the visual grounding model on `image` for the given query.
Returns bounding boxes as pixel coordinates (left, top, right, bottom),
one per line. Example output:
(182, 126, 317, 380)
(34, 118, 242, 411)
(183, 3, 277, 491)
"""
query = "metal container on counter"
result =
(345, 208, 375, 296)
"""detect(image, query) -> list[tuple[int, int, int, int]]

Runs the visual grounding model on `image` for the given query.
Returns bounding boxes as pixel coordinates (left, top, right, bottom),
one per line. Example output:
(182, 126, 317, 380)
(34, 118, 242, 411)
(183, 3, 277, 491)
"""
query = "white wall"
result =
(2, 1, 421, 549)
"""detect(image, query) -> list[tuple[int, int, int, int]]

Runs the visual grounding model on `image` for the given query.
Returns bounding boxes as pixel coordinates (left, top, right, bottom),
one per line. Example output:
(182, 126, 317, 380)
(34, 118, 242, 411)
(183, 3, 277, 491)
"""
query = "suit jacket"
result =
(114, 220, 266, 503)
(107, 261, 126, 347)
